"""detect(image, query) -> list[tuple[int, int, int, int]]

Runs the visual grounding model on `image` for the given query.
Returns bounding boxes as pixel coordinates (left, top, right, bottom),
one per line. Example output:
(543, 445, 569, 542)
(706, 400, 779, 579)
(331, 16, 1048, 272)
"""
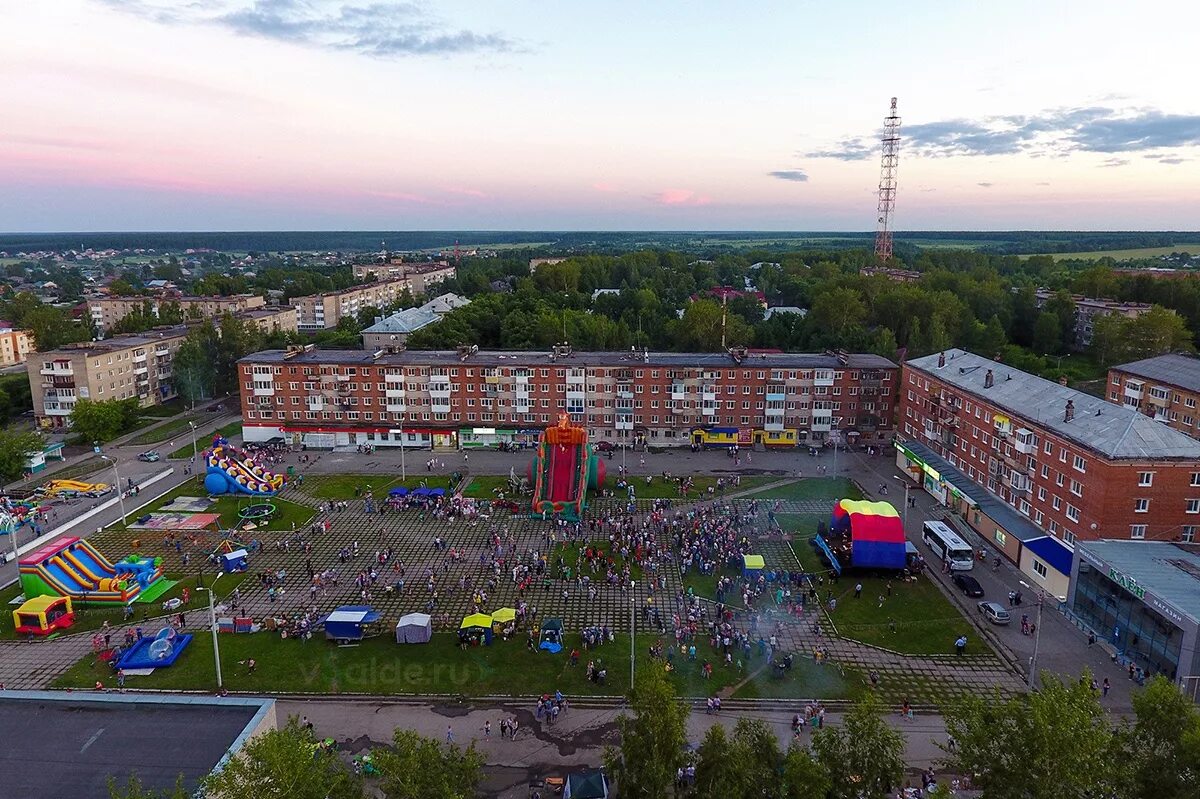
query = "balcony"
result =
(385, 388, 406, 398)
(254, 385, 275, 397)
(811, 416, 833, 432)
(813, 372, 835, 387)
(42, 403, 74, 416)
(1014, 429, 1036, 454)
(385, 373, 404, 383)
(566, 372, 585, 384)
(617, 384, 634, 399)
(386, 403, 407, 413)
(133, 365, 149, 376)
(40, 363, 73, 376)
(765, 420, 785, 432)
(155, 346, 170, 356)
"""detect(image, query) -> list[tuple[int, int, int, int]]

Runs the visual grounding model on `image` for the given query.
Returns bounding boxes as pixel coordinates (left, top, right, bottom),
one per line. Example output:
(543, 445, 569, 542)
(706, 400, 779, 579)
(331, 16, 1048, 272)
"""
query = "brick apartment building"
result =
(1033, 289, 1153, 349)
(0, 323, 33, 366)
(30, 326, 189, 429)
(289, 279, 419, 331)
(1107, 353, 1200, 440)
(351, 261, 455, 295)
(88, 294, 265, 332)
(897, 349, 1200, 596)
(239, 306, 299, 336)
(237, 346, 897, 451)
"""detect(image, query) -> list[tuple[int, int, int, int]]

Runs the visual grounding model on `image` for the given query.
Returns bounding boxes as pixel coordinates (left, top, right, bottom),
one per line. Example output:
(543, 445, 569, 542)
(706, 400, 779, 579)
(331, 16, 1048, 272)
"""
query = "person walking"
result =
(446, 724, 454, 744)
(954, 634, 967, 656)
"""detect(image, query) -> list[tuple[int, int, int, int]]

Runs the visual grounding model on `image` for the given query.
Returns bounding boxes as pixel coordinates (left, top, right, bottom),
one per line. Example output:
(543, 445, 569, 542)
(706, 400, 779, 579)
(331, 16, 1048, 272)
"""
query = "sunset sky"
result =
(2, 0, 1198, 231)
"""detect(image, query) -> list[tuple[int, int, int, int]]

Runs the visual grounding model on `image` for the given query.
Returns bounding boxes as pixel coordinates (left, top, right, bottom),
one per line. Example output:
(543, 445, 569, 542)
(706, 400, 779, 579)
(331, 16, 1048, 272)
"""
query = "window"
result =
(1183, 526, 1197, 543)
(1063, 530, 1076, 545)
(1070, 479, 1083, 497)
(1072, 454, 1086, 473)
(1052, 496, 1062, 511)
(1192, 472, 1200, 487)
(1130, 524, 1146, 540)
(1066, 504, 1080, 522)
(1044, 441, 1052, 455)
(1134, 498, 1150, 513)
(1032, 560, 1048, 578)
(1138, 471, 1154, 487)
(1188, 499, 1200, 515)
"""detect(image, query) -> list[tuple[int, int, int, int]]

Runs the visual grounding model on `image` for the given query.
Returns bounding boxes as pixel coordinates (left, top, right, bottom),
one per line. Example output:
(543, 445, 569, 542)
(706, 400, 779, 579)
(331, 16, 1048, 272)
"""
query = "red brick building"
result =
(1107, 353, 1200, 440)
(237, 346, 897, 450)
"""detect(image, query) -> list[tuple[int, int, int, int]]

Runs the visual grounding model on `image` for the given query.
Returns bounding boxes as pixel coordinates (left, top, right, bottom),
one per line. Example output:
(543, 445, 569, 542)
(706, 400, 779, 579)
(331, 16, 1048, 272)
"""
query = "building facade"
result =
(238, 346, 897, 451)
(29, 327, 189, 428)
(899, 349, 1200, 550)
(0, 324, 34, 366)
(239, 306, 299, 335)
(1033, 289, 1153, 349)
(88, 294, 265, 332)
(289, 279, 417, 331)
(1107, 354, 1200, 440)
(351, 261, 455, 295)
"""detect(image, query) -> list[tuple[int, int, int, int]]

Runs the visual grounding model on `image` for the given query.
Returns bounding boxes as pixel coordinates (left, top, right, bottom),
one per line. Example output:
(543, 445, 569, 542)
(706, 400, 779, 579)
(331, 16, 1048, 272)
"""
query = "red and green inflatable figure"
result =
(529, 415, 605, 521)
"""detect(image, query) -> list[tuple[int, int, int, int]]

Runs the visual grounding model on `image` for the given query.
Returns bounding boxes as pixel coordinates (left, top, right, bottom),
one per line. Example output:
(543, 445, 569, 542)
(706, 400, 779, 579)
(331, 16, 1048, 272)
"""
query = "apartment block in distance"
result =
(351, 261, 455, 295)
(0, 322, 34, 366)
(1033, 289, 1153, 350)
(1107, 353, 1200, 440)
(290, 279, 415, 331)
(30, 326, 189, 429)
(239, 306, 299, 335)
(89, 294, 265, 332)
(897, 348, 1200, 597)
(238, 345, 897, 451)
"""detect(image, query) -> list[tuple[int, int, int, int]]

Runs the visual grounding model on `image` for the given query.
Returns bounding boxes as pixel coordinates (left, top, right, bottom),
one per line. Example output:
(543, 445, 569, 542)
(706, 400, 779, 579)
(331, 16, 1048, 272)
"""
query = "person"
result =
(1088, 631, 1096, 647)
(854, 583, 862, 599)
(1102, 678, 1110, 697)
(117, 669, 125, 690)
(483, 720, 491, 738)
(954, 635, 967, 656)
(446, 724, 454, 743)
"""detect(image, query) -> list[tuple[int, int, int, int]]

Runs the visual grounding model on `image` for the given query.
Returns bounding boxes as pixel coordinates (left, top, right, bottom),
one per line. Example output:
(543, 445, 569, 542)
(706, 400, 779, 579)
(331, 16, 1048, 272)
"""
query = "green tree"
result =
(670, 299, 752, 351)
(69, 398, 142, 443)
(693, 719, 784, 799)
(0, 426, 43, 481)
(173, 333, 216, 408)
(604, 665, 688, 799)
(1032, 312, 1064, 354)
(373, 728, 483, 799)
(809, 287, 867, 344)
(926, 316, 952, 355)
(781, 745, 830, 799)
(107, 774, 188, 799)
(201, 719, 363, 799)
(871, 327, 899, 360)
(973, 314, 1007, 357)
(943, 674, 1120, 799)
(1123, 306, 1193, 360)
(23, 306, 83, 351)
(1121, 676, 1200, 799)
(811, 692, 906, 799)
(107, 278, 138, 296)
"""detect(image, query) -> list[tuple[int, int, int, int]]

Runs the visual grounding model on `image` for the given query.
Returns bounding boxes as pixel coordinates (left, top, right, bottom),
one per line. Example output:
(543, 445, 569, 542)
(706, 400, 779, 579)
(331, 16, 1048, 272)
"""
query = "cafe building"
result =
(1068, 540, 1200, 689)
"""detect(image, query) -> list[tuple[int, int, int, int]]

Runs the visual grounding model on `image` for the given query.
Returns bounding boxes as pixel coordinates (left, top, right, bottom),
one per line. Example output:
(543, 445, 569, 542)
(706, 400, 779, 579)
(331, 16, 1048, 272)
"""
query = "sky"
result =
(1, 0, 1199, 232)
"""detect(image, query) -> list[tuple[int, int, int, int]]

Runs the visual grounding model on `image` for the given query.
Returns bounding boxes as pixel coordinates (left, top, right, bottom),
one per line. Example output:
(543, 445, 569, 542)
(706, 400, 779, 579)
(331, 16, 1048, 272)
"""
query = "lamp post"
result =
(1021, 580, 1045, 690)
(392, 428, 406, 480)
(99, 454, 127, 526)
(198, 572, 225, 690)
(895, 474, 912, 528)
(629, 581, 636, 689)
(189, 421, 198, 461)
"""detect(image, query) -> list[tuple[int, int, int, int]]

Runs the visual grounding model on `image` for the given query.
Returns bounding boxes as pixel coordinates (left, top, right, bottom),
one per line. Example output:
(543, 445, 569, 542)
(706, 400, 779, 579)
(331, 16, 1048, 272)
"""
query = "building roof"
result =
(421, 293, 470, 315)
(1113, 353, 1200, 393)
(764, 306, 807, 320)
(907, 349, 1200, 460)
(241, 348, 897, 370)
(361, 307, 440, 336)
(1024, 536, 1074, 577)
(1077, 540, 1200, 625)
(44, 326, 191, 356)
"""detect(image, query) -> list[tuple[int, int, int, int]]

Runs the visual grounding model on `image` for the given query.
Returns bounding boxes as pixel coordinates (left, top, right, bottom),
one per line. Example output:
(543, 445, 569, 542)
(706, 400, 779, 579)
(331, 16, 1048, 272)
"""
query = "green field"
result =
(129, 415, 205, 446)
(299, 473, 453, 500)
(1032, 244, 1200, 261)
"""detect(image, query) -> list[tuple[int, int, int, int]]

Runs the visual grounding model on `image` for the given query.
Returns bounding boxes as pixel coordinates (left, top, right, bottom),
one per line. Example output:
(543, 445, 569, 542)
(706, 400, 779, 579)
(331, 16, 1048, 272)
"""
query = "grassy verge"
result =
(461, 475, 514, 498)
(51, 630, 855, 699)
(300, 474, 453, 500)
(600, 474, 776, 500)
(129, 415, 203, 446)
(741, 477, 862, 502)
(168, 421, 242, 458)
(141, 401, 185, 418)
(0, 571, 250, 641)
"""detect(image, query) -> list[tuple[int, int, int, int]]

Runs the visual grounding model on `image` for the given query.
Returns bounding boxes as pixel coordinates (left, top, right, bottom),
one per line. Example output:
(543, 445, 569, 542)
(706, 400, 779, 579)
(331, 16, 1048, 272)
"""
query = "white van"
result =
(922, 520, 974, 571)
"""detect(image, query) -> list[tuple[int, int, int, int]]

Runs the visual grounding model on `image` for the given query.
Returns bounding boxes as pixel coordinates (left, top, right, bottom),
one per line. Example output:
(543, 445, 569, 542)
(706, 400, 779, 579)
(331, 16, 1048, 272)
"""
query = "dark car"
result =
(594, 441, 616, 453)
(952, 573, 985, 597)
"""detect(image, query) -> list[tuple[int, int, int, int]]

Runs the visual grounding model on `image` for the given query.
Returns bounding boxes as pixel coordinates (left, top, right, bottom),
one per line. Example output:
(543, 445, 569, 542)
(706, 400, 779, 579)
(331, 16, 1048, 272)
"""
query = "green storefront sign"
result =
(1109, 567, 1146, 599)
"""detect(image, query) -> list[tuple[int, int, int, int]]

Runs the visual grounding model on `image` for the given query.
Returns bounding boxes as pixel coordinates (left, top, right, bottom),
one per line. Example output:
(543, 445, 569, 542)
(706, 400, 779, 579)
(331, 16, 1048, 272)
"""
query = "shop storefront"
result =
(1069, 541, 1200, 687)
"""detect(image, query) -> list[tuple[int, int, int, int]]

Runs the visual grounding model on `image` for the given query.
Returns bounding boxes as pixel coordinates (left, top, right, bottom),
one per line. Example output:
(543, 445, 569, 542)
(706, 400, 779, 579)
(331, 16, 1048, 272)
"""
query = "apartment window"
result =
(1032, 560, 1048, 578)
(1072, 454, 1086, 473)
(1037, 487, 1046, 501)
(1043, 441, 1052, 455)
(1137, 471, 1154, 487)
(1033, 510, 1044, 524)
(1188, 499, 1200, 515)
(1191, 472, 1200, 487)
(1134, 498, 1150, 513)
(1069, 479, 1082, 497)
(1063, 530, 1077, 545)
(1066, 504, 1080, 522)
(1183, 526, 1197, 543)
(1052, 496, 1062, 511)
(1055, 473, 1064, 487)
(1130, 525, 1147, 540)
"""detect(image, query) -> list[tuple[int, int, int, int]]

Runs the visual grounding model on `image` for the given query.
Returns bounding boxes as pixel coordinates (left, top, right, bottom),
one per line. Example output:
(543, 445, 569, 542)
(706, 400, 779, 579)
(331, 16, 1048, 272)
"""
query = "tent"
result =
(492, 607, 517, 624)
(827, 499, 907, 571)
(395, 612, 432, 644)
(741, 554, 765, 578)
(220, 548, 248, 573)
(412, 488, 431, 497)
(388, 486, 409, 497)
(564, 770, 609, 799)
(429, 488, 446, 497)
(321, 606, 383, 643)
(539, 618, 564, 653)
(459, 612, 493, 645)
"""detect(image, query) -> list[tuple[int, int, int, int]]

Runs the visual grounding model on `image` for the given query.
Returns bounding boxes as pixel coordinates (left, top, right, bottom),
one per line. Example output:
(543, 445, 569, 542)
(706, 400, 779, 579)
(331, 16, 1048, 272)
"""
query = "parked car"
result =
(137, 451, 161, 462)
(594, 441, 616, 453)
(952, 573, 985, 597)
(978, 601, 1012, 625)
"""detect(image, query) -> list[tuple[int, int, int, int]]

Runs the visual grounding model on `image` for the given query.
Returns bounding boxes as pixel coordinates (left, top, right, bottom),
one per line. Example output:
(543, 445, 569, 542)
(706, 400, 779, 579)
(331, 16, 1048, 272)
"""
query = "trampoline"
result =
(237, 503, 277, 522)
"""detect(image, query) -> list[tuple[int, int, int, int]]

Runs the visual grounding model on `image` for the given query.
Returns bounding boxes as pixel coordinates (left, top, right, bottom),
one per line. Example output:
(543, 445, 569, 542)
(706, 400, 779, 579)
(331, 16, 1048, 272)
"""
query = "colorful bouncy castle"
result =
(204, 435, 285, 496)
(529, 415, 604, 521)
(19, 536, 165, 606)
(816, 499, 907, 575)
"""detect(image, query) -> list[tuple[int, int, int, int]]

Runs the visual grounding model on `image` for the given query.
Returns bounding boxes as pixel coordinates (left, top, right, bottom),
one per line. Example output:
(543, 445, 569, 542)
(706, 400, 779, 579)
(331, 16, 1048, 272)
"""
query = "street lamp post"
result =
(189, 421, 198, 461)
(199, 572, 225, 690)
(1021, 580, 1045, 690)
(629, 581, 636, 689)
(100, 454, 127, 526)
(895, 475, 911, 527)
(392, 428, 406, 480)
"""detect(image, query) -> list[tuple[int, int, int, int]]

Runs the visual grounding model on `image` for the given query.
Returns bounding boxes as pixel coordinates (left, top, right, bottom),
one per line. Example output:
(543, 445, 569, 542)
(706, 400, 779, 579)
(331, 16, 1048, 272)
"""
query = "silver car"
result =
(978, 601, 1011, 625)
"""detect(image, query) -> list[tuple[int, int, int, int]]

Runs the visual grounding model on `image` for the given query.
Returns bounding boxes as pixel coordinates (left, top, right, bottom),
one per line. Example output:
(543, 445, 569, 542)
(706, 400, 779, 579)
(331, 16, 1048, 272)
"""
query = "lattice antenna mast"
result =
(874, 97, 901, 262)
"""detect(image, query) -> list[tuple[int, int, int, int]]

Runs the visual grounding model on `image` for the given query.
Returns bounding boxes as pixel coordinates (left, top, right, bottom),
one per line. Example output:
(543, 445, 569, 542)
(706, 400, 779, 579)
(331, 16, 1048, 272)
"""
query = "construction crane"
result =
(874, 97, 901, 262)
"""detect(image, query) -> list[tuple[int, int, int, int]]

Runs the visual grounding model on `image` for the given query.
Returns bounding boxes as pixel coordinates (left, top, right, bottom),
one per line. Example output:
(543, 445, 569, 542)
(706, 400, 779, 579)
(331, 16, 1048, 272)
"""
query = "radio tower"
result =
(873, 97, 901, 262)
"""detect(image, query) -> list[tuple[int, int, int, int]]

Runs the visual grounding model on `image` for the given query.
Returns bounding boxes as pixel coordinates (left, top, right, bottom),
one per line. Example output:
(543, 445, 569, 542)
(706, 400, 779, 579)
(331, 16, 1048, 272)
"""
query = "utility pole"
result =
(629, 581, 636, 689)
(895, 475, 911, 527)
(201, 572, 225, 690)
(1028, 588, 1045, 690)
(100, 455, 127, 526)
(189, 421, 198, 461)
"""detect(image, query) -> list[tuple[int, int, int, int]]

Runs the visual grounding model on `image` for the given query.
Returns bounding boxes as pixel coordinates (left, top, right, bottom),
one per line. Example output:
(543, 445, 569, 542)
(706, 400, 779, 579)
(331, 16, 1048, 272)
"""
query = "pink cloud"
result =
(592, 181, 619, 192)
(651, 188, 713, 206)
(446, 187, 487, 198)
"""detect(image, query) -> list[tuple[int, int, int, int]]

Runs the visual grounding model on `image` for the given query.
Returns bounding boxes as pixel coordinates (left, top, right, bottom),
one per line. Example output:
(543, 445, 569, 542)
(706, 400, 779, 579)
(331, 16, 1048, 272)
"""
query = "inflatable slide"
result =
(204, 435, 285, 496)
(530, 415, 604, 521)
(19, 536, 164, 606)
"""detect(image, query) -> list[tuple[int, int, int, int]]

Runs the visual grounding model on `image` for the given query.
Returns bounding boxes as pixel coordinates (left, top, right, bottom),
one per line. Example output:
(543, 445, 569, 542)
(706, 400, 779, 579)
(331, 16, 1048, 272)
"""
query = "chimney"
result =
(984, 369, 994, 389)
(937, 352, 946, 368)
(1064, 399, 1075, 422)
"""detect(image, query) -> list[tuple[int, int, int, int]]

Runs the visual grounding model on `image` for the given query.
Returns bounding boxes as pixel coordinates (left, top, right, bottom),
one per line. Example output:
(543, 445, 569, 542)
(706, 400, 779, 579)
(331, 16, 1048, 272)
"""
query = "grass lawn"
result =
(819, 572, 974, 656)
(0, 571, 249, 641)
(129, 415, 204, 446)
(551, 541, 644, 583)
(741, 477, 862, 502)
(168, 422, 242, 459)
(141, 401, 185, 418)
(461, 475, 515, 498)
(301, 474, 453, 500)
(51, 629, 856, 699)
(600, 474, 775, 500)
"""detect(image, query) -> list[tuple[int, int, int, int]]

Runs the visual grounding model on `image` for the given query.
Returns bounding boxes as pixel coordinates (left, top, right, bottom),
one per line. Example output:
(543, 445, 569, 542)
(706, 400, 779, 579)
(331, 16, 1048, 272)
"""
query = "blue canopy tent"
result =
(412, 487, 431, 498)
(388, 486, 409, 497)
(321, 605, 383, 643)
(429, 488, 446, 497)
(539, 618, 565, 653)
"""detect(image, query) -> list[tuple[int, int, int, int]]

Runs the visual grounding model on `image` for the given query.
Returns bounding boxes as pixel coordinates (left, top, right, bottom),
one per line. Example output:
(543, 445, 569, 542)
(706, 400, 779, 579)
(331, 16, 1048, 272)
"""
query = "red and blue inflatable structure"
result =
(816, 499, 907, 575)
